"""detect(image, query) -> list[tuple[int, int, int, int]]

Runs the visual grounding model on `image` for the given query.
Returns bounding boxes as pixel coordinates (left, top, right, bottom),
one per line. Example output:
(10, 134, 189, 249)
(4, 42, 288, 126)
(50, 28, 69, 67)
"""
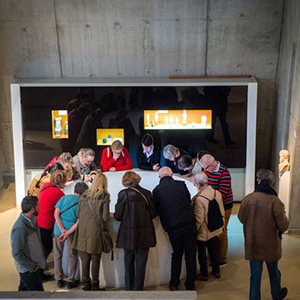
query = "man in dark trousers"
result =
(11, 196, 46, 291)
(200, 154, 233, 266)
(153, 167, 196, 290)
(238, 169, 289, 300)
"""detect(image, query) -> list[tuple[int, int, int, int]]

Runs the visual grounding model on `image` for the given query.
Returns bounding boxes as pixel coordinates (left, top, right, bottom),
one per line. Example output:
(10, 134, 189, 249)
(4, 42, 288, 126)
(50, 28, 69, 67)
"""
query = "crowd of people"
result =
(10, 133, 289, 299)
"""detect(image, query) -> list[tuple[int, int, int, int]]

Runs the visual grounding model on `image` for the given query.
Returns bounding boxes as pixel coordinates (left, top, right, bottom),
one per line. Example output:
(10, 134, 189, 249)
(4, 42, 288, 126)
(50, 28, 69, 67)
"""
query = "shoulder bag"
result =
(128, 187, 149, 206)
(87, 200, 114, 259)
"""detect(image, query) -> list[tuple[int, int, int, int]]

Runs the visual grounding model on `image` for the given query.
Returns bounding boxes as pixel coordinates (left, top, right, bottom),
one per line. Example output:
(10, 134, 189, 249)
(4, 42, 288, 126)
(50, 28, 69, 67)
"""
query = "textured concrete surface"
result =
(273, 0, 300, 232)
(0, 0, 285, 174)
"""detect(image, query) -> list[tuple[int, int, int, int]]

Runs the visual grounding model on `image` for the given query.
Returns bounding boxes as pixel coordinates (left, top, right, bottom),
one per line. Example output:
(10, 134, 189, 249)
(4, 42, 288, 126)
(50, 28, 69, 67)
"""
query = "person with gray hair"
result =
(163, 144, 189, 175)
(192, 173, 224, 281)
(72, 148, 97, 182)
(238, 169, 289, 300)
(199, 153, 233, 266)
(153, 167, 197, 291)
(256, 168, 275, 185)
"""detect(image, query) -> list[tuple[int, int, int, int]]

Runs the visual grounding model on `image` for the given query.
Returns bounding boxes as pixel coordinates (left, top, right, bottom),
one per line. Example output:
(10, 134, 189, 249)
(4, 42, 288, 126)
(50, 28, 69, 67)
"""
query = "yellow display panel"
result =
(144, 110, 212, 130)
(51, 110, 68, 139)
(97, 128, 124, 146)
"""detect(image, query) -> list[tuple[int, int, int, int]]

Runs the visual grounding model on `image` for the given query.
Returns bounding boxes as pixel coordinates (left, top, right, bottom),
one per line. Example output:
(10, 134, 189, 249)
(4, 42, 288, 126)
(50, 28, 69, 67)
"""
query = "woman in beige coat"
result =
(192, 172, 225, 281)
(72, 172, 110, 291)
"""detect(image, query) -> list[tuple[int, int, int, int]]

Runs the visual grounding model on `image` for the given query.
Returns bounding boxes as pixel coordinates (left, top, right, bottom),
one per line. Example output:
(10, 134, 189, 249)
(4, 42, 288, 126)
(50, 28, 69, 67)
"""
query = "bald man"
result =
(200, 154, 233, 266)
(153, 167, 196, 291)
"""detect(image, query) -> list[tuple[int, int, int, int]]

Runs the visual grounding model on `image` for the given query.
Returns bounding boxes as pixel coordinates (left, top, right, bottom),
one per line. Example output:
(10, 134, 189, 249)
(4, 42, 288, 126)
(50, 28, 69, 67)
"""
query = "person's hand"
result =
(153, 163, 160, 171)
(89, 174, 96, 182)
(109, 167, 116, 172)
(113, 152, 121, 161)
(83, 175, 90, 182)
(58, 232, 69, 242)
(33, 265, 40, 272)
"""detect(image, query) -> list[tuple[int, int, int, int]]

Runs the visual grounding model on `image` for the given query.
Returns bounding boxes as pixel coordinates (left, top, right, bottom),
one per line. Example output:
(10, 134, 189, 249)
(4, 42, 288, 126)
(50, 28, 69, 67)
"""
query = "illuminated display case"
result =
(97, 128, 124, 146)
(144, 110, 212, 130)
(51, 110, 69, 139)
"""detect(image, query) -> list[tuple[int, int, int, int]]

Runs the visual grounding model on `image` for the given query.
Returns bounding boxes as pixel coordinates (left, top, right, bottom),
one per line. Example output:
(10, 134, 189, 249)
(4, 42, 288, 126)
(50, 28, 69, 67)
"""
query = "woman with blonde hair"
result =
(100, 140, 133, 172)
(114, 171, 156, 290)
(72, 172, 110, 291)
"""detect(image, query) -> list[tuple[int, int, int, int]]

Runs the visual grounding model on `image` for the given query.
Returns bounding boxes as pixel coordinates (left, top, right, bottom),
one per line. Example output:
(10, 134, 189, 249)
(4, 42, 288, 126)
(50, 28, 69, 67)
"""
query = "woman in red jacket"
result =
(100, 140, 133, 172)
(37, 170, 67, 258)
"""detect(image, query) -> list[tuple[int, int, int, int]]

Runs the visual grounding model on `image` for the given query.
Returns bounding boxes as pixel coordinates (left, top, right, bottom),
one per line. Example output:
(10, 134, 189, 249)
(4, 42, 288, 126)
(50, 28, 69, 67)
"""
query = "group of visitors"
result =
(10, 133, 289, 300)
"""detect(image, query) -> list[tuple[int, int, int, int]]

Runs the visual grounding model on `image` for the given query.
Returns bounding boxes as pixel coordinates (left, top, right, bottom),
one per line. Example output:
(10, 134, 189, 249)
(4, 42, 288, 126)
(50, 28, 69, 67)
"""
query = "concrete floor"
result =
(0, 187, 299, 299)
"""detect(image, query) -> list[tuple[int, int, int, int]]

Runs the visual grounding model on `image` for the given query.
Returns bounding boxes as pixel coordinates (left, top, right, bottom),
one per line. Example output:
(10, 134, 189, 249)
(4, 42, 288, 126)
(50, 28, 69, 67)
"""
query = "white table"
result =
(63, 169, 198, 288)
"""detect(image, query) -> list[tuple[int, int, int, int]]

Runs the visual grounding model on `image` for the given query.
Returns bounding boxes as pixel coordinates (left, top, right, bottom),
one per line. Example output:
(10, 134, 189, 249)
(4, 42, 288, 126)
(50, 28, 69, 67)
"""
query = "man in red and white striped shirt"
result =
(200, 154, 233, 267)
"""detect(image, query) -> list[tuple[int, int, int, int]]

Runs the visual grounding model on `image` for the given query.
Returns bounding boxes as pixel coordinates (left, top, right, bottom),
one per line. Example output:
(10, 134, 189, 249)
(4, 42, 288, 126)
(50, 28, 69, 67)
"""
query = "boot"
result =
(92, 282, 106, 291)
(82, 281, 91, 291)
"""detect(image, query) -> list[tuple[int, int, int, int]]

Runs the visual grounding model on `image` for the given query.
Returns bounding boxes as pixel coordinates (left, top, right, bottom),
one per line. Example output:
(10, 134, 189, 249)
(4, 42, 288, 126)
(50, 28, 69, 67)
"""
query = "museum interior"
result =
(0, 1, 300, 299)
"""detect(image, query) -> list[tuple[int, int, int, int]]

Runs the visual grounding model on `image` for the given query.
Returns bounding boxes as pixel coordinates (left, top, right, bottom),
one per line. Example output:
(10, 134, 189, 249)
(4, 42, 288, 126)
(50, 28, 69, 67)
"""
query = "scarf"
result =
(256, 179, 277, 196)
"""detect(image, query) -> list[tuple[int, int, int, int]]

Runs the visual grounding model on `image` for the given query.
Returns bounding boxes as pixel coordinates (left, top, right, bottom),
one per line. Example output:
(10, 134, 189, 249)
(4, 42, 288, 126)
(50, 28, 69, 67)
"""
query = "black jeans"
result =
(124, 248, 149, 290)
(197, 236, 220, 277)
(39, 227, 53, 259)
(19, 270, 44, 291)
(168, 223, 197, 290)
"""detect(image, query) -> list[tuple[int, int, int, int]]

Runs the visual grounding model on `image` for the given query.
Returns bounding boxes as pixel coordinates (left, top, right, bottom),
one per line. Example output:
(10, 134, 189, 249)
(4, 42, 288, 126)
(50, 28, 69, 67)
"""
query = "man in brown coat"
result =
(238, 169, 289, 300)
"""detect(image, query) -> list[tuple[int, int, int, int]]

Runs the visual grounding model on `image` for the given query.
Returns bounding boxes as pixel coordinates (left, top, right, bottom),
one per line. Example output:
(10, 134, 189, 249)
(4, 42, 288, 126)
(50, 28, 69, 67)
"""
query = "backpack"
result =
(199, 190, 224, 232)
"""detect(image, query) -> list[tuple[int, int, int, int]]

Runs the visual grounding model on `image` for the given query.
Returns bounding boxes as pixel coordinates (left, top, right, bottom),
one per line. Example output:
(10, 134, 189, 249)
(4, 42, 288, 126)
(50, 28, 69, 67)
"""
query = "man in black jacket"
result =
(137, 133, 160, 171)
(153, 167, 196, 290)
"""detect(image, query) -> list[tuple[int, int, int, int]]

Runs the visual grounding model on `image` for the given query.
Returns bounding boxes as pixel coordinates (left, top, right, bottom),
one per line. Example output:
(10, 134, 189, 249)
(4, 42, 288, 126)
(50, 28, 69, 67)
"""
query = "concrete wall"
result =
(0, 0, 284, 175)
(273, 0, 300, 232)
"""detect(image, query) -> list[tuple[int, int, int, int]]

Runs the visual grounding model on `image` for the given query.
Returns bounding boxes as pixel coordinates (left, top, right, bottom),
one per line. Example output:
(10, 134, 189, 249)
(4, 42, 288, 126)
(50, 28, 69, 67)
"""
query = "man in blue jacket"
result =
(153, 167, 196, 290)
(11, 196, 46, 291)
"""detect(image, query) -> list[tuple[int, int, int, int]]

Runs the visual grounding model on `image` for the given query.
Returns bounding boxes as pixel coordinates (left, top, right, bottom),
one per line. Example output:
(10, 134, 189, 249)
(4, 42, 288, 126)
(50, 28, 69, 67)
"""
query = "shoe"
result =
(82, 282, 91, 291)
(219, 261, 227, 267)
(280, 287, 288, 300)
(67, 280, 80, 289)
(196, 274, 208, 281)
(169, 284, 178, 291)
(57, 280, 65, 288)
(42, 273, 53, 282)
(92, 285, 106, 291)
(210, 271, 221, 278)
